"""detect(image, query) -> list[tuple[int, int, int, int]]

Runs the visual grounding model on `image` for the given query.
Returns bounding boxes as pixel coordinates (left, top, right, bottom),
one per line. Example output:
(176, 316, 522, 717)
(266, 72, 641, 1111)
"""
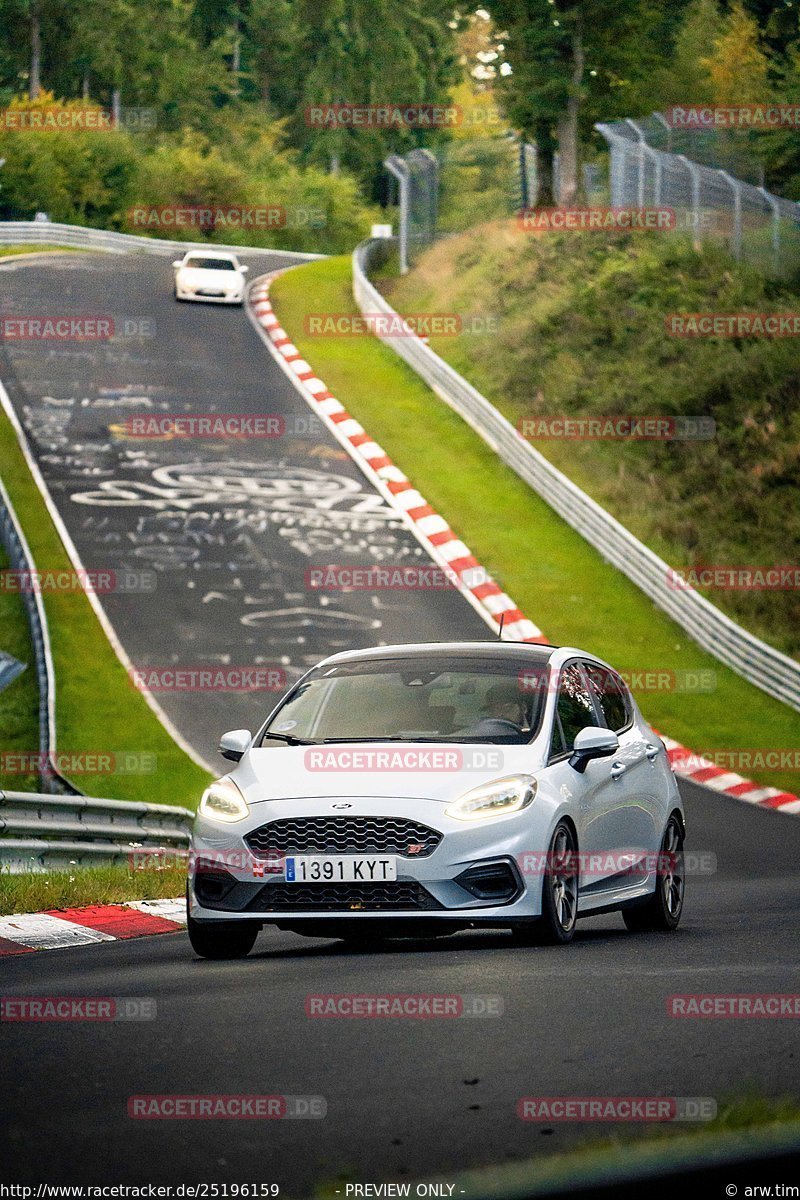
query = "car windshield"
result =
(184, 257, 237, 271)
(260, 656, 549, 745)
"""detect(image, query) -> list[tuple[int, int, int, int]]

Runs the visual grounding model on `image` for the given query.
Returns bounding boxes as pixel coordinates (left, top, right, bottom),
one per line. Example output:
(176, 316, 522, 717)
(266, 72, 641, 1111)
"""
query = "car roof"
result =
(183, 250, 238, 260)
(313, 642, 627, 680)
(317, 641, 560, 668)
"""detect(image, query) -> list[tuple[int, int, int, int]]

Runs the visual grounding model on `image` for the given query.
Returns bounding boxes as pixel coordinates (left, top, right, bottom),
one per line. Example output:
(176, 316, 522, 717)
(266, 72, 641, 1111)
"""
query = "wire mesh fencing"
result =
(384, 112, 799, 277)
(385, 134, 537, 271)
(596, 115, 800, 278)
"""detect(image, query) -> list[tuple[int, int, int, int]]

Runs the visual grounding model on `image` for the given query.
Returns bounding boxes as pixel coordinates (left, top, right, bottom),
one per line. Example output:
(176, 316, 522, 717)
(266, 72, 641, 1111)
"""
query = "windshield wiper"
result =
(260, 732, 317, 746)
(318, 736, 450, 744)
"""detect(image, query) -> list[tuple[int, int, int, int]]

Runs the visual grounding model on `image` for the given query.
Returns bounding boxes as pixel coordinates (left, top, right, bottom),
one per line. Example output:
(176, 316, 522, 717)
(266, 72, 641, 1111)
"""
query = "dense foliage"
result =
(0, 3, 797, 237)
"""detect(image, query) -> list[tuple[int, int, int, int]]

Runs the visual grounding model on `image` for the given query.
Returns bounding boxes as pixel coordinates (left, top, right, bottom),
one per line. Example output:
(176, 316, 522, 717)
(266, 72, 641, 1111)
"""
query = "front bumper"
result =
(175, 287, 244, 304)
(188, 802, 550, 926)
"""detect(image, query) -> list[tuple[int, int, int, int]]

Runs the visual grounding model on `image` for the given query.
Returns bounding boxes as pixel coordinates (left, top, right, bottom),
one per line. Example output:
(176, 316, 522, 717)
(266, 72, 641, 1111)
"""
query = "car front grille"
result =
(245, 880, 442, 913)
(245, 816, 442, 859)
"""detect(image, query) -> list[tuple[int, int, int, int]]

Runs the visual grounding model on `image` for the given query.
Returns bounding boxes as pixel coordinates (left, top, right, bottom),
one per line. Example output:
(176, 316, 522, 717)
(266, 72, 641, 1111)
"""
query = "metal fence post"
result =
(758, 186, 781, 275)
(652, 110, 673, 153)
(646, 145, 662, 207)
(625, 119, 647, 207)
(384, 155, 410, 274)
(718, 170, 742, 261)
(609, 141, 624, 206)
(415, 147, 438, 242)
(525, 142, 538, 208)
(678, 154, 702, 251)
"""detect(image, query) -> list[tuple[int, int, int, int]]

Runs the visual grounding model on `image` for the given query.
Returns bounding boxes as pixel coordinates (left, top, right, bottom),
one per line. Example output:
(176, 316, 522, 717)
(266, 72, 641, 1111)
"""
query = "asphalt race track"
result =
(0, 249, 490, 766)
(1, 251, 799, 1191)
(1, 778, 799, 1189)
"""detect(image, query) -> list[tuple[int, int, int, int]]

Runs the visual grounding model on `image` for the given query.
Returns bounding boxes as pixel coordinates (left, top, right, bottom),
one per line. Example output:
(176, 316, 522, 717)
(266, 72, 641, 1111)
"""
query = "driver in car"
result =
(481, 681, 527, 728)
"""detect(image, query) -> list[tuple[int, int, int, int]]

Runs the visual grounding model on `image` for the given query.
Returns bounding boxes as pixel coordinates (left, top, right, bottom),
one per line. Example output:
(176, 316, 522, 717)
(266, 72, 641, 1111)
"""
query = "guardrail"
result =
(353, 237, 800, 713)
(0, 478, 79, 794)
(0, 220, 324, 259)
(0, 790, 193, 873)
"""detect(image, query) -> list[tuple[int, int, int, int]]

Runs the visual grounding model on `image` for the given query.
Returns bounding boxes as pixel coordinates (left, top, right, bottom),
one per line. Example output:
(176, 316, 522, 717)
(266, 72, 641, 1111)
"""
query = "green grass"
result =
(0, 863, 187, 915)
(0, 404, 211, 803)
(316, 1097, 800, 1197)
(271, 257, 800, 794)
(524, 1093, 800, 1162)
(0, 244, 90, 257)
(0, 543, 40, 790)
(384, 222, 800, 660)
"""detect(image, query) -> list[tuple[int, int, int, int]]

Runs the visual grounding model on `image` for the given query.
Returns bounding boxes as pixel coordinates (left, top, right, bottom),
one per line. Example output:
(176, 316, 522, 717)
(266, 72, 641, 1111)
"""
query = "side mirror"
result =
(172, 260, 183, 269)
(569, 726, 619, 774)
(240, 264, 250, 273)
(218, 728, 252, 762)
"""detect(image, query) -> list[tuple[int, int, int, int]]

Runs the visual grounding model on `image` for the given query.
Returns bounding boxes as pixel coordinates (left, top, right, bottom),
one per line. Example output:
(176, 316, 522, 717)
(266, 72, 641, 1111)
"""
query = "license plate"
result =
(284, 855, 397, 883)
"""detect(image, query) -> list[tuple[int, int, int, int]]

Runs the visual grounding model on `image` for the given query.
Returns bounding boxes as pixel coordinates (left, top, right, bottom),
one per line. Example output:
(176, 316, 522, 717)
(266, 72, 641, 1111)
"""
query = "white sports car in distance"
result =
(187, 641, 686, 959)
(173, 250, 249, 305)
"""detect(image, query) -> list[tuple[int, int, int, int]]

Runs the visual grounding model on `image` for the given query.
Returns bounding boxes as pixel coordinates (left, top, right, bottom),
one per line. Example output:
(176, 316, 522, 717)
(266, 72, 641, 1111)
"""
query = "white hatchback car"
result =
(187, 642, 686, 958)
(172, 250, 248, 304)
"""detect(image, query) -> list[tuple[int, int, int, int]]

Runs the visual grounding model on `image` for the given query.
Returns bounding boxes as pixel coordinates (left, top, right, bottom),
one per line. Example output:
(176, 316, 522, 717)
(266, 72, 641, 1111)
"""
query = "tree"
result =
(285, 0, 457, 194)
(63, 0, 235, 130)
(702, 0, 772, 103)
(29, 0, 41, 97)
(0, 0, 73, 100)
(651, 0, 724, 107)
(486, 0, 684, 203)
(243, 0, 300, 107)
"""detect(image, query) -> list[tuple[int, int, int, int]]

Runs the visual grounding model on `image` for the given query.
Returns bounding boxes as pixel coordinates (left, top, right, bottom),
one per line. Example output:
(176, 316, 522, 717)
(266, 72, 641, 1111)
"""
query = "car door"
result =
(540, 660, 622, 891)
(582, 662, 661, 868)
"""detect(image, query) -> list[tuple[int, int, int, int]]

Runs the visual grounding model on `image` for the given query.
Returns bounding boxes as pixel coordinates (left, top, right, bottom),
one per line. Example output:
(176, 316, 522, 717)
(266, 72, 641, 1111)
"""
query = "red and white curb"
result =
(0, 899, 185, 956)
(249, 279, 545, 645)
(659, 736, 800, 814)
(249, 276, 800, 818)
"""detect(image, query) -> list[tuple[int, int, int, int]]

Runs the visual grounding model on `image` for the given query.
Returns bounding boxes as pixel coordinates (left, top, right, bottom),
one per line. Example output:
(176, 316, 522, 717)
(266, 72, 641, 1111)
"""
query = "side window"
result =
(584, 665, 632, 733)
(549, 711, 566, 758)
(554, 663, 596, 752)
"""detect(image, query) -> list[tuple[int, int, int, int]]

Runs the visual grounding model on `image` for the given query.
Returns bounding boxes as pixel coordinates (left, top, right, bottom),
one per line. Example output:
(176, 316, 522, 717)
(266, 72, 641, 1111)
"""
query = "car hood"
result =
(231, 742, 545, 804)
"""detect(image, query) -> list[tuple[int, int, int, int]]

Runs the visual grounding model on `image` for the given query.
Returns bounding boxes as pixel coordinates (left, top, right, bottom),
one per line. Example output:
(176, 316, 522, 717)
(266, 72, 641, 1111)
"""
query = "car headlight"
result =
(198, 778, 249, 823)
(445, 775, 537, 822)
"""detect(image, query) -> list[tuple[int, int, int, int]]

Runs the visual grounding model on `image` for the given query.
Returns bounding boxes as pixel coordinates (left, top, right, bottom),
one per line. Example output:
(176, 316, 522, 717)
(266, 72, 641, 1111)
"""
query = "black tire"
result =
(187, 915, 259, 959)
(623, 816, 685, 933)
(512, 821, 578, 946)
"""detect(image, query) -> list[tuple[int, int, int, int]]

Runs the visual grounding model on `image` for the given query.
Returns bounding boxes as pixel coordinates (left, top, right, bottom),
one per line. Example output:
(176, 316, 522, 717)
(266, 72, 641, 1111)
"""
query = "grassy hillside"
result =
(382, 224, 800, 660)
